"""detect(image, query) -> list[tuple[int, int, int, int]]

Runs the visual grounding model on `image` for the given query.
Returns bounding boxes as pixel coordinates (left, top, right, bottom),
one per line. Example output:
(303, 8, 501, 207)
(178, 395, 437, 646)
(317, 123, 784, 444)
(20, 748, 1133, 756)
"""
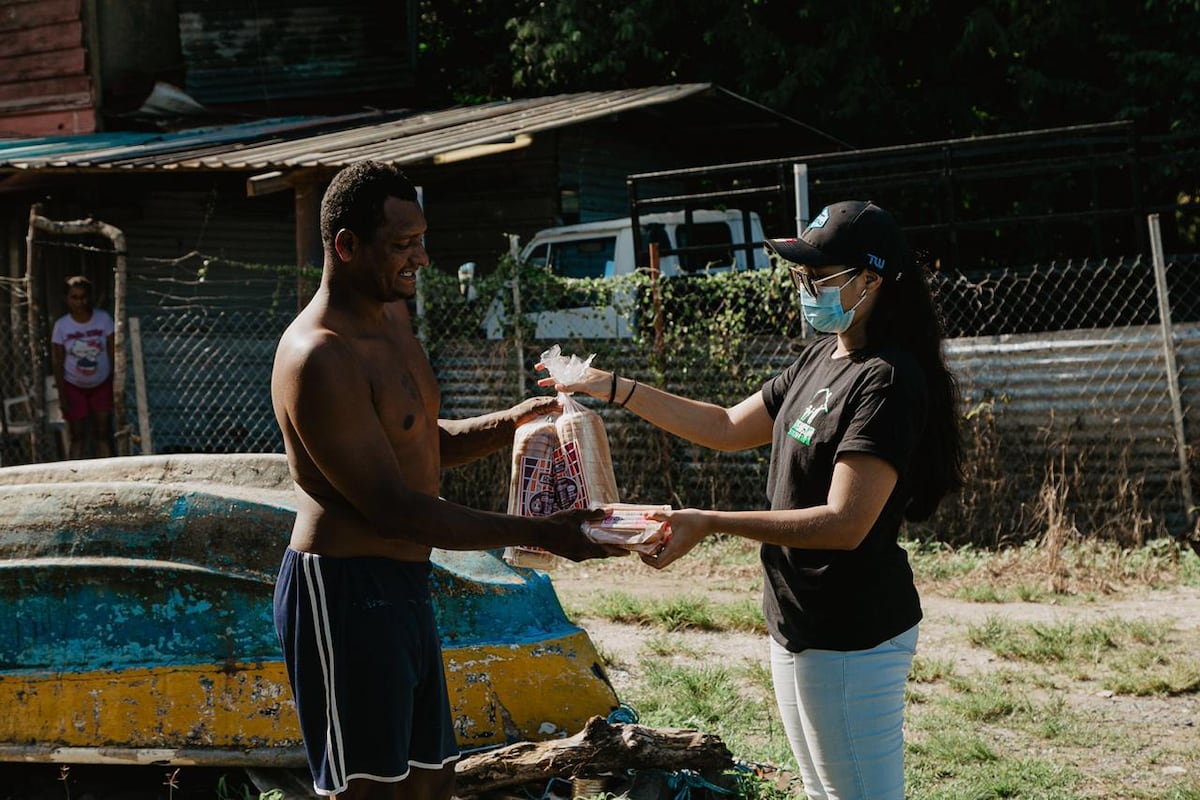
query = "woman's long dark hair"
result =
(863, 252, 965, 521)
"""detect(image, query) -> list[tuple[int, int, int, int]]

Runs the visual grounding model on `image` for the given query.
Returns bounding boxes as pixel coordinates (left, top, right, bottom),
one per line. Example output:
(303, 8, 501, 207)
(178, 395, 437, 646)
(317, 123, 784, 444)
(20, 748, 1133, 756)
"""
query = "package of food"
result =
(584, 503, 671, 553)
(504, 345, 623, 569)
(504, 415, 561, 569)
(541, 345, 620, 510)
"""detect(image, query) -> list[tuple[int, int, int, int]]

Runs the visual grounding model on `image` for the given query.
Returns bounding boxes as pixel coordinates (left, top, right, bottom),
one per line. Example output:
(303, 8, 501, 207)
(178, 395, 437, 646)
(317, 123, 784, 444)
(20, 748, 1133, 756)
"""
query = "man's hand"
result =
(536, 507, 627, 562)
(509, 395, 561, 427)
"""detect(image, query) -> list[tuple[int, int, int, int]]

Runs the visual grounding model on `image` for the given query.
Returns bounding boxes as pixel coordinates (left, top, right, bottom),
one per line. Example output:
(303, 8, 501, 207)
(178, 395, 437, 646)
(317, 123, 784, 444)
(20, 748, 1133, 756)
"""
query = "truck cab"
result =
(483, 209, 768, 339)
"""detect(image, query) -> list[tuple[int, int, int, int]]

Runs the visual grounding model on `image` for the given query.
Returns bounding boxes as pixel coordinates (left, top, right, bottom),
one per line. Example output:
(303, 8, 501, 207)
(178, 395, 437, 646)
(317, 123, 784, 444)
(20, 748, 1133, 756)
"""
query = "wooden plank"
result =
(129, 317, 154, 455)
(0, 21, 82, 57)
(0, 48, 86, 81)
(0, 0, 80, 33)
(0, 74, 92, 104)
(0, 107, 95, 136)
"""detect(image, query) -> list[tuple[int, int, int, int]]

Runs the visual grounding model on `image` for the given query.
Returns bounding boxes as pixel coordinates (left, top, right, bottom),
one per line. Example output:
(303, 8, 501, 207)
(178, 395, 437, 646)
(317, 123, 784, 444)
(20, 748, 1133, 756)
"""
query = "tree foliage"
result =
(415, 0, 1200, 143)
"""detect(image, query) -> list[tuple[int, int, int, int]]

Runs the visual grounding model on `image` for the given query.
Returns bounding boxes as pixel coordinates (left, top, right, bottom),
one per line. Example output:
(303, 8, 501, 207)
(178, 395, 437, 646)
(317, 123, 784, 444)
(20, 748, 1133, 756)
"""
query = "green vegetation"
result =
(559, 538, 1200, 799)
(419, 1, 1200, 146)
(578, 590, 766, 635)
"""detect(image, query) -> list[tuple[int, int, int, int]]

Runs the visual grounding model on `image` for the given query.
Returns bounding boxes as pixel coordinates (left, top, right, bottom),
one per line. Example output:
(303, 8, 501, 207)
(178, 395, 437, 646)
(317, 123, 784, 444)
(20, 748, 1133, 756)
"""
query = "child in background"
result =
(51, 275, 115, 459)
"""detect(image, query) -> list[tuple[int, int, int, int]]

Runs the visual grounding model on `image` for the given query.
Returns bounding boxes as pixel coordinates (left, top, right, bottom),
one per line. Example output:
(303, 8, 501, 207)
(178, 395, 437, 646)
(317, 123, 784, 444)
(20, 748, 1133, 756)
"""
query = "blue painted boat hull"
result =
(0, 455, 617, 766)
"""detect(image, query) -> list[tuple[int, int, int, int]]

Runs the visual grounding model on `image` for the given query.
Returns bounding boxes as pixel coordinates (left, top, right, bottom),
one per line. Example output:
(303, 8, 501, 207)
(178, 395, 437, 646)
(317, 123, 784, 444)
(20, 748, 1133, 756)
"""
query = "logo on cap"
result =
(866, 253, 886, 271)
(809, 207, 830, 229)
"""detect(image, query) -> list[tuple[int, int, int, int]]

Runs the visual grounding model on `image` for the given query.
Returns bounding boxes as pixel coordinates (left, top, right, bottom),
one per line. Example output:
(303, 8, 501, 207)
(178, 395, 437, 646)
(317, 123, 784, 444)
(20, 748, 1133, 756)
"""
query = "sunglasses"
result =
(787, 265, 862, 298)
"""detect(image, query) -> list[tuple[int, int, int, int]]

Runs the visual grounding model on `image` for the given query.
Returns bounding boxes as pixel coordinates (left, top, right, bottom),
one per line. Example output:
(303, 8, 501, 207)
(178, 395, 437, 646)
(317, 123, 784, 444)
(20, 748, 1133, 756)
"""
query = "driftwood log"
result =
(454, 715, 733, 795)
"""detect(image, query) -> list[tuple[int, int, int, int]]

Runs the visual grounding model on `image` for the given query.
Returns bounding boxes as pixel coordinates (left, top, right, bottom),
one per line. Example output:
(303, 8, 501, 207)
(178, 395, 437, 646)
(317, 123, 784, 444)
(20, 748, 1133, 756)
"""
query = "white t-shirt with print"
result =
(52, 309, 114, 388)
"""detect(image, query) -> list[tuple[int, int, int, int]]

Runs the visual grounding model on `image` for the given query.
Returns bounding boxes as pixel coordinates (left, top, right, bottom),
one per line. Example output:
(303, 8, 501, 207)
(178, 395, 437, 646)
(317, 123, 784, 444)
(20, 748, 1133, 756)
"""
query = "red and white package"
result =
(584, 503, 672, 553)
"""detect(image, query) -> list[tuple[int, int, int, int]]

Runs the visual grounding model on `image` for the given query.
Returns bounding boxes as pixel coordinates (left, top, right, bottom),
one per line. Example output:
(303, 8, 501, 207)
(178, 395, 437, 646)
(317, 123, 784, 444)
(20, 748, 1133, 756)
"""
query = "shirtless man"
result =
(271, 161, 613, 800)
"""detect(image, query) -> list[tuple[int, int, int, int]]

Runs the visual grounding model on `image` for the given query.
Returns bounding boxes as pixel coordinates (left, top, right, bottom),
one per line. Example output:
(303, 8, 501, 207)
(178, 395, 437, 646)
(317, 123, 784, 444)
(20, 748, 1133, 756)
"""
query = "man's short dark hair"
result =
(320, 161, 418, 250)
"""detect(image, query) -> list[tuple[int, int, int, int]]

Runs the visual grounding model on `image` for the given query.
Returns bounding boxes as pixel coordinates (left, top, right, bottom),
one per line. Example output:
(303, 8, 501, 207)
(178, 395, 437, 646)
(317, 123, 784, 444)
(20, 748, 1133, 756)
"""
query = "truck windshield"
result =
(549, 236, 617, 279)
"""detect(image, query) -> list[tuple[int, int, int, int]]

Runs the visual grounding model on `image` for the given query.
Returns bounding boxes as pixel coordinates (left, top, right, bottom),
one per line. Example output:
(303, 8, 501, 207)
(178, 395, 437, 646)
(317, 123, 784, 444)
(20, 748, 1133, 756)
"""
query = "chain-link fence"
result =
(424, 251, 1200, 546)
(3, 223, 1198, 545)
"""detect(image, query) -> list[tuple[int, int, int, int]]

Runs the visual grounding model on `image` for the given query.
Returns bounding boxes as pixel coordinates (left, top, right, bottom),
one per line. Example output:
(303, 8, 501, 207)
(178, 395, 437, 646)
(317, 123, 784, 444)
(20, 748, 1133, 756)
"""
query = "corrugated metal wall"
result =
(432, 322, 1200, 535)
(0, 0, 95, 136)
(177, 0, 415, 106)
(949, 323, 1199, 530)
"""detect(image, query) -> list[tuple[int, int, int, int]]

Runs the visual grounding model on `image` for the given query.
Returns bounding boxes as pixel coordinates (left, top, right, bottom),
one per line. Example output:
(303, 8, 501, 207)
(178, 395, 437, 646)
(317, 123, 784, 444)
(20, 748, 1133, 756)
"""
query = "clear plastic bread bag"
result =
(540, 345, 620, 510)
(503, 345, 622, 569)
(504, 414, 561, 569)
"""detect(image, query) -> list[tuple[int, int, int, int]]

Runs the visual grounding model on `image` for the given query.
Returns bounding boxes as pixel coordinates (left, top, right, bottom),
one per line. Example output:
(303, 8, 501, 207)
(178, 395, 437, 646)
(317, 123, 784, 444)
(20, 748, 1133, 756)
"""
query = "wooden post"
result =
(294, 178, 323, 311)
(129, 317, 153, 455)
(649, 242, 664, 357)
(512, 261, 525, 400)
(23, 206, 43, 459)
(1148, 214, 1197, 547)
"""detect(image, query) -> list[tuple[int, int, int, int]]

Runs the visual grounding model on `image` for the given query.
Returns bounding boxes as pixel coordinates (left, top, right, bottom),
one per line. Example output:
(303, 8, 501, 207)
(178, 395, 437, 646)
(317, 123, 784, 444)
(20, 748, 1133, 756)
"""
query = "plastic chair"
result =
(1, 394, 34, 465)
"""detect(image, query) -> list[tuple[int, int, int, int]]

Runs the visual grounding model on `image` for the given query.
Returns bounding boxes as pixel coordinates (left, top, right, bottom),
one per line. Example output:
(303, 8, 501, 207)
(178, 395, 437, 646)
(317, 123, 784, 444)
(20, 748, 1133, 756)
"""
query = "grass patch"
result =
(954, 583, 1010, 603)
(624, 659, 790, 767)
(909, 654, 956, 684)
(640, 631, 701, 658)
(581, 591, 765, 634)
(909, 537, 1200, 598)
(943, 682, 1030, 723)
(907, 753, 1082, 800)
(697, 534, 762, 567)
(967, 615, 1183, 677)
(1104, 654, 1200, 696)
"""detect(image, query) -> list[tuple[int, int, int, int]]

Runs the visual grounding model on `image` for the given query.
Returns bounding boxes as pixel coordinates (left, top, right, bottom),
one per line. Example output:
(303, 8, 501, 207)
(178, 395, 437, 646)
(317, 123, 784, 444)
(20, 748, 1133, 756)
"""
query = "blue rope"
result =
(606, 703, 639, 724)
(665, 768, 736, 800)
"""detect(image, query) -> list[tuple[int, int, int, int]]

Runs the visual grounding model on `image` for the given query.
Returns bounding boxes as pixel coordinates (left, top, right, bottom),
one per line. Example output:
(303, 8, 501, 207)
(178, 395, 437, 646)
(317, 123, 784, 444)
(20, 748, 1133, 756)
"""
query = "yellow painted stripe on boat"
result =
(0, 631, 616, 754)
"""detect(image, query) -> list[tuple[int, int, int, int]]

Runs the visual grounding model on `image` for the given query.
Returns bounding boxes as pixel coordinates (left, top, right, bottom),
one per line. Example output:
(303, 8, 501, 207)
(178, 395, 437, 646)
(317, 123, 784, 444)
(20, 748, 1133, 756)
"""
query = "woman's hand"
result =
(535, 363, 612, 400)
(640, 508, 714, 569)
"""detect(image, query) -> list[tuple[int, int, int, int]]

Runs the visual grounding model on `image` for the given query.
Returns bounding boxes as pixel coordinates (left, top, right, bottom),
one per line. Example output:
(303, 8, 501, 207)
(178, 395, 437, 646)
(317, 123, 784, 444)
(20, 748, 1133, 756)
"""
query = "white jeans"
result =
(769, 625, 918, 800)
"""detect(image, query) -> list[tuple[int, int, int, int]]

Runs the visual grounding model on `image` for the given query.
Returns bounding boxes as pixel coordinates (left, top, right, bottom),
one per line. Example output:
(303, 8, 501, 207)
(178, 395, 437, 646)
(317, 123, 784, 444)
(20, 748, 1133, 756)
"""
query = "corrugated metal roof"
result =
(0, 84, 779, 173)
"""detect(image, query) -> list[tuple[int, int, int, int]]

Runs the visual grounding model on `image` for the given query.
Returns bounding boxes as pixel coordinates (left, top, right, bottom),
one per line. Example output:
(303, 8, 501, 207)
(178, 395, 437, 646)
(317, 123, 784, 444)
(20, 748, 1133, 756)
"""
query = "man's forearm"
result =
(438, 411, 516, 467)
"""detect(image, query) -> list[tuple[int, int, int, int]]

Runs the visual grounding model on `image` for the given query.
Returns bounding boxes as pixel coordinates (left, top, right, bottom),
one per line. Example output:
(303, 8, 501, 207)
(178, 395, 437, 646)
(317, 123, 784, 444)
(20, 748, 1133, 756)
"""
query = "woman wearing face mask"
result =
(539, 200, 964, 800)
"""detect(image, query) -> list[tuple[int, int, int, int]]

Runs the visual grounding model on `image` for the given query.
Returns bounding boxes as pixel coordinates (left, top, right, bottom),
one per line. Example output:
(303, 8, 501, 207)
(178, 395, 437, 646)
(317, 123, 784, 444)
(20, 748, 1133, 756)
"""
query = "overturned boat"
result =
(0, 454, 617, 767)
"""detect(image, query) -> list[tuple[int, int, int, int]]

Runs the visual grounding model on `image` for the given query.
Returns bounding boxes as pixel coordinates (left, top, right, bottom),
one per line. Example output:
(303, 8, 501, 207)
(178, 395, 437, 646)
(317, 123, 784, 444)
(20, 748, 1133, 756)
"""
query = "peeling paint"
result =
(1, 631, 615, 761)
(0, 457, 619, 765)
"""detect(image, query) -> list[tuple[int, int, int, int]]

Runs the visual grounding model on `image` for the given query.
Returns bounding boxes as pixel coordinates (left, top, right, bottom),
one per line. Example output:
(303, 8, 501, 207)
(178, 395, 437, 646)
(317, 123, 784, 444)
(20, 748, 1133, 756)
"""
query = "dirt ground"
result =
(549, 549, 1200, 796)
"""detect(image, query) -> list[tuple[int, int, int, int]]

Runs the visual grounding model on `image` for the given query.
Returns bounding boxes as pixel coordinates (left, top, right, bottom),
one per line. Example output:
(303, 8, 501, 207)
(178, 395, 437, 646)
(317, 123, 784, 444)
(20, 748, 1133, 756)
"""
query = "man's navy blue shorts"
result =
(273, 549, 461, 796)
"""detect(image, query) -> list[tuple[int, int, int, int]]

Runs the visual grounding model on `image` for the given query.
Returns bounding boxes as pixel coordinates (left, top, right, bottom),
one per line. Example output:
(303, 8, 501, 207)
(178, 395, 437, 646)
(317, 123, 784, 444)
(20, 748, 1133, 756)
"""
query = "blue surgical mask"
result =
(799, 276, 867, 333)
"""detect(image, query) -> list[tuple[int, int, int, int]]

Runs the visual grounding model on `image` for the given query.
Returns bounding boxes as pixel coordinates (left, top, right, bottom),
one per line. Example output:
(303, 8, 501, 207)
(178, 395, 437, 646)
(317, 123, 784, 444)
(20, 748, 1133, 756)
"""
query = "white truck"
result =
(481, 208, 770, 339)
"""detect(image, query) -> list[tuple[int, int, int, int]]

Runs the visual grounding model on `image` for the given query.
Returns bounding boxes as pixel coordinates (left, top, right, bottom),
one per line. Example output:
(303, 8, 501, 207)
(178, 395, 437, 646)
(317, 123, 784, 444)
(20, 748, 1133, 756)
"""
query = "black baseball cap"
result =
(765, 200, 909, 280)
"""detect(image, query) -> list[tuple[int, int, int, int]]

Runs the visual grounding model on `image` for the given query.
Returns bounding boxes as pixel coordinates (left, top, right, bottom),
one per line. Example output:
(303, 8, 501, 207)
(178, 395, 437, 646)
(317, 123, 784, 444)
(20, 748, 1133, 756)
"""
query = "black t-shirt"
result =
(759, 335, 925, 652)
